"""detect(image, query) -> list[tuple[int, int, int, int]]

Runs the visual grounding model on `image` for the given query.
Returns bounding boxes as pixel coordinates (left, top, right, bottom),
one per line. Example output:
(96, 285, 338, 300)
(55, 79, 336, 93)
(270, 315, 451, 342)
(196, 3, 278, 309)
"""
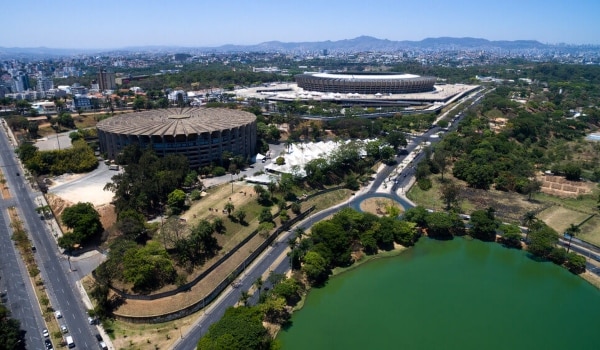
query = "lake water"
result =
(277, 238, 600, 350)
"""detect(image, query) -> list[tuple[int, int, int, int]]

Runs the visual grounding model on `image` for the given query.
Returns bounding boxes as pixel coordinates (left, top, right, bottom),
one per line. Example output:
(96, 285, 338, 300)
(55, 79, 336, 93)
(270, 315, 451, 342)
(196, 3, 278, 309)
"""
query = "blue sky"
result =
(3, 0, 599, 49)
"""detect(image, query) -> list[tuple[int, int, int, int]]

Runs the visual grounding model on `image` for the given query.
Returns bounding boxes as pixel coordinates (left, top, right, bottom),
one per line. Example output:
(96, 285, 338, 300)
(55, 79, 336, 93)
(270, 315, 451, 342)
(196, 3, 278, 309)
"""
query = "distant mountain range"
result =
(214, 36, 552, 53)
(0, 36, 595, 59)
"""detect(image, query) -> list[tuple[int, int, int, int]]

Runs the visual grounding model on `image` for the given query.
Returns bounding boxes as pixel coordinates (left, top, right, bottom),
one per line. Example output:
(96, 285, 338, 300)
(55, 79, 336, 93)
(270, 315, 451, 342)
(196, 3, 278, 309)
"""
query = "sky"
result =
(3, 0, 599, 49)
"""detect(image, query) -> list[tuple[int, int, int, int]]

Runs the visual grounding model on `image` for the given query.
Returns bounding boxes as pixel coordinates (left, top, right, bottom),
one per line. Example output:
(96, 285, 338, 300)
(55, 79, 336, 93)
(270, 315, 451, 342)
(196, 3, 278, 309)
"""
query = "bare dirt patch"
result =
(45, 193, 117, 235)
(359, 197, 404, 216)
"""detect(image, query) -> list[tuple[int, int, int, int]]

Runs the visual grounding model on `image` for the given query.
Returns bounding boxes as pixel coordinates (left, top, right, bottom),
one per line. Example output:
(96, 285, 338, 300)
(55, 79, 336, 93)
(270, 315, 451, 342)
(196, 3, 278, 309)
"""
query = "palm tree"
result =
(522, 211, 537, 243)
(224, 201, 235, 216)
(239, 290, 250, 306)
(267, 181, 277, 200)
(254, 277, 263, 299)
(565, 224, 581, 254)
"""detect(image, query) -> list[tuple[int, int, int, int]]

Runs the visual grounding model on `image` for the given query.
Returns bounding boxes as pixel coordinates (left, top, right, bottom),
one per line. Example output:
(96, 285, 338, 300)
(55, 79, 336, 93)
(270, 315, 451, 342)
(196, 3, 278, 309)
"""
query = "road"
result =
(173, 90, 487, 350)
(0, 121, 98, 349)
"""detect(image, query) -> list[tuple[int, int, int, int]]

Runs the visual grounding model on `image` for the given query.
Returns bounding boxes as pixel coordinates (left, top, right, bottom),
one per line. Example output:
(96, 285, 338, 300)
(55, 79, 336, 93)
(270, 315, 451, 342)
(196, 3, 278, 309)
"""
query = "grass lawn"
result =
(578, 215, 600, 247)
(303, 188, 353, 212)
(536, 206, 590, 235)
(531, 191, 599, 214)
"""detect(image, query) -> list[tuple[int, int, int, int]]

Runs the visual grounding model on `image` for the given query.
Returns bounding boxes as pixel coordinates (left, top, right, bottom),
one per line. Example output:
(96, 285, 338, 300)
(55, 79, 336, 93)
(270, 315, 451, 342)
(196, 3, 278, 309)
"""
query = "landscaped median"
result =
(5, 194, 65, 347)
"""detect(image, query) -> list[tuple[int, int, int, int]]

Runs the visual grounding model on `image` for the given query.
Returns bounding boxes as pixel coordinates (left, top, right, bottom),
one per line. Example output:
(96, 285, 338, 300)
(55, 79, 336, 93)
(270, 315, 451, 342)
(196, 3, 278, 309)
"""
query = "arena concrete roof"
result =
(96, 107, 256, 136)
(311, 72, 420, 80)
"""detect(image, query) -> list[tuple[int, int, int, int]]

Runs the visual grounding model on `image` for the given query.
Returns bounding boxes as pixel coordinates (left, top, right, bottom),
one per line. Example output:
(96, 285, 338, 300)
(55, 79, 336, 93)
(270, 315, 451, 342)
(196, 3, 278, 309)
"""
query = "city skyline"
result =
(2, 0, 600, 49)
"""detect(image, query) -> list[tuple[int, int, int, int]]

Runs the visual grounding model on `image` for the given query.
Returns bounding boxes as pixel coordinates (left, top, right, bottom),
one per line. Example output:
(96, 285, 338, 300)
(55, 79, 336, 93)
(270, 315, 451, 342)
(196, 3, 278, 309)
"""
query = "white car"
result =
(60, 325, 68, 333)
(54, 310, 62, 319)
(42, 328, 49, 337)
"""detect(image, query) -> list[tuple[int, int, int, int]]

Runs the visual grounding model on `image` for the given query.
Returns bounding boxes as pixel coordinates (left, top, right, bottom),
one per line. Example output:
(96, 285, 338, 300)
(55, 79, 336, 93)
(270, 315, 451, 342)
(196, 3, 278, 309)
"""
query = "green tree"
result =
(521, 179, 542, 200)
(197, 306, 271, 350)
(0, 304, 25, 350)
(167, 189, 186, 215)
(425, 212, 454, 239)
(56, 113, 75, 129)
(260, 296, 290, 325)
(522, 211, 539, 242)
(122, 241, 177, 292)
(27, 121, 39, 137)
(212, 217, 225, 233)
(499, 224, 523, 249)
(469, 208, 499, 241)
(59, 202, 103, 249)
(239, 291, 250, 306)
(302, 251, 329, 286)
(563, 163, 582, 181)
(386, 130, 407, 149)
(564, 224, 581, 254)
(224, 201, 235, 216)
(233, 209, 246, 224)
(403, 206, 430, 227)
(271, 277, 302, 305)
(116, 209, 146, 241)
(16, 142, 38, 163)
(253, 277, 264, 299)
(432, 147, 449, 180)
(527, 226, 559, 258)
(290, 202, 302, 215)
(440, 180, 461, 210)
(258, 207, 273, 223)
(565, 252, 586, 274)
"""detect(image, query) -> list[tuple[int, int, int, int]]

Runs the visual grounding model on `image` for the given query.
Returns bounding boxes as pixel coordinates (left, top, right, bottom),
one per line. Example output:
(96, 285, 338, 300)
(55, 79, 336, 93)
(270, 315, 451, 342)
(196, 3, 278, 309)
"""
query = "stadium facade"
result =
(97, 108, 257, 169)
(295, 72, 436, 94)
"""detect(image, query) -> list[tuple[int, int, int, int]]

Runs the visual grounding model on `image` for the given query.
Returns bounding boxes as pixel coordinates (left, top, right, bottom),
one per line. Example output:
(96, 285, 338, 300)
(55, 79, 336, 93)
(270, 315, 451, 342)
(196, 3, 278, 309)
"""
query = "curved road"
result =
(173, 91, 488, 350)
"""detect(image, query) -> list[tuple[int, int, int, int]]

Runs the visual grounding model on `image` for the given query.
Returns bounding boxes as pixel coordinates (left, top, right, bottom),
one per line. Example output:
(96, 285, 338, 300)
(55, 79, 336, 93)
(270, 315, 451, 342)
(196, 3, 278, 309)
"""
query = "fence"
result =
(112, 206, 314, 323)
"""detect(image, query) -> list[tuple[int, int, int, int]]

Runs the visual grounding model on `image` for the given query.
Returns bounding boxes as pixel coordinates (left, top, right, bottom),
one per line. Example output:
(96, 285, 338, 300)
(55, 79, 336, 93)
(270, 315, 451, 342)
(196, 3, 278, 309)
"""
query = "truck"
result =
(66, 335, 75, 348)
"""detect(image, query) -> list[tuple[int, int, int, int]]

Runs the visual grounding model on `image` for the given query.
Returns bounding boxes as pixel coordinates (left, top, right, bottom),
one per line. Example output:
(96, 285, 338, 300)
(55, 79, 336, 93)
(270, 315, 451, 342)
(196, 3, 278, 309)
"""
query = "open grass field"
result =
(578, 215, 600, 247)
(181, 181, 266, 252)
(536, 206, 590, 235)
(303, 188, 353, 212)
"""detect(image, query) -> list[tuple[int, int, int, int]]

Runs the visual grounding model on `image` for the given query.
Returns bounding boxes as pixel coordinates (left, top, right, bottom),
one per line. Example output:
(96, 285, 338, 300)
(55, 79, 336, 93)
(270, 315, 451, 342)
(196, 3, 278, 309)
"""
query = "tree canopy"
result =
(197, 306, 272, 350)
(59, 202, 104, 250)
(104, 145, 189, 216)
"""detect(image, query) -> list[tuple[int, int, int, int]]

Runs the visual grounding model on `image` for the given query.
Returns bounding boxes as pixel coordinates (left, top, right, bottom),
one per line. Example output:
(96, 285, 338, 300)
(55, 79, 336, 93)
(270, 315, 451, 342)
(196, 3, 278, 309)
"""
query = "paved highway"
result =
(0, 122, 98, 349)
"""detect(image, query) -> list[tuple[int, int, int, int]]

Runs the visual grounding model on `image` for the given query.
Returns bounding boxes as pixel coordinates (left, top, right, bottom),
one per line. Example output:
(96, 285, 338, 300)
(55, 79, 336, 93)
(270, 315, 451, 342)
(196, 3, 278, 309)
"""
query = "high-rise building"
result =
(12, 72, 30, 92)
(37, 76, 54, 93)
(98, 69, 116, 91)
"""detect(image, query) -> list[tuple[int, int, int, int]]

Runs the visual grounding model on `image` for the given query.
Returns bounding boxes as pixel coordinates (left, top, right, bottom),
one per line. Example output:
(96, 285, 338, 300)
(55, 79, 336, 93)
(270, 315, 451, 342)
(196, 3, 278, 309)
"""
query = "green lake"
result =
(277, 238, 600, 349)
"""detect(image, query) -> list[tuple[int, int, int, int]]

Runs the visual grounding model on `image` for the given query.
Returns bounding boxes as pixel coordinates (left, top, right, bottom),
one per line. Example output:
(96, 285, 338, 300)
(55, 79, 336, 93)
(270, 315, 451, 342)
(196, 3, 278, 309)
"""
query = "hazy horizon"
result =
(3, 0, 599, 49)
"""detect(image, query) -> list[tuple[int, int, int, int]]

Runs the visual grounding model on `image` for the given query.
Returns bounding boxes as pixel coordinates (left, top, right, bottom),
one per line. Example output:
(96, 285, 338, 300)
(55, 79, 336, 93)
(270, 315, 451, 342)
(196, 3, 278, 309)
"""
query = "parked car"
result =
(54, 310, 62, 319)
(42, 328, 49, 337)
(60, 325, 68, 333)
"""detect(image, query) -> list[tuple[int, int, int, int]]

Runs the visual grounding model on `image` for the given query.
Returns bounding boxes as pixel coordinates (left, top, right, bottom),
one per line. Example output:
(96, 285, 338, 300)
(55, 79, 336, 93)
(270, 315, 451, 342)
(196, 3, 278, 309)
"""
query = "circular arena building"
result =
(295, 72, 436, 94)
(97, 108, 257, 169)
